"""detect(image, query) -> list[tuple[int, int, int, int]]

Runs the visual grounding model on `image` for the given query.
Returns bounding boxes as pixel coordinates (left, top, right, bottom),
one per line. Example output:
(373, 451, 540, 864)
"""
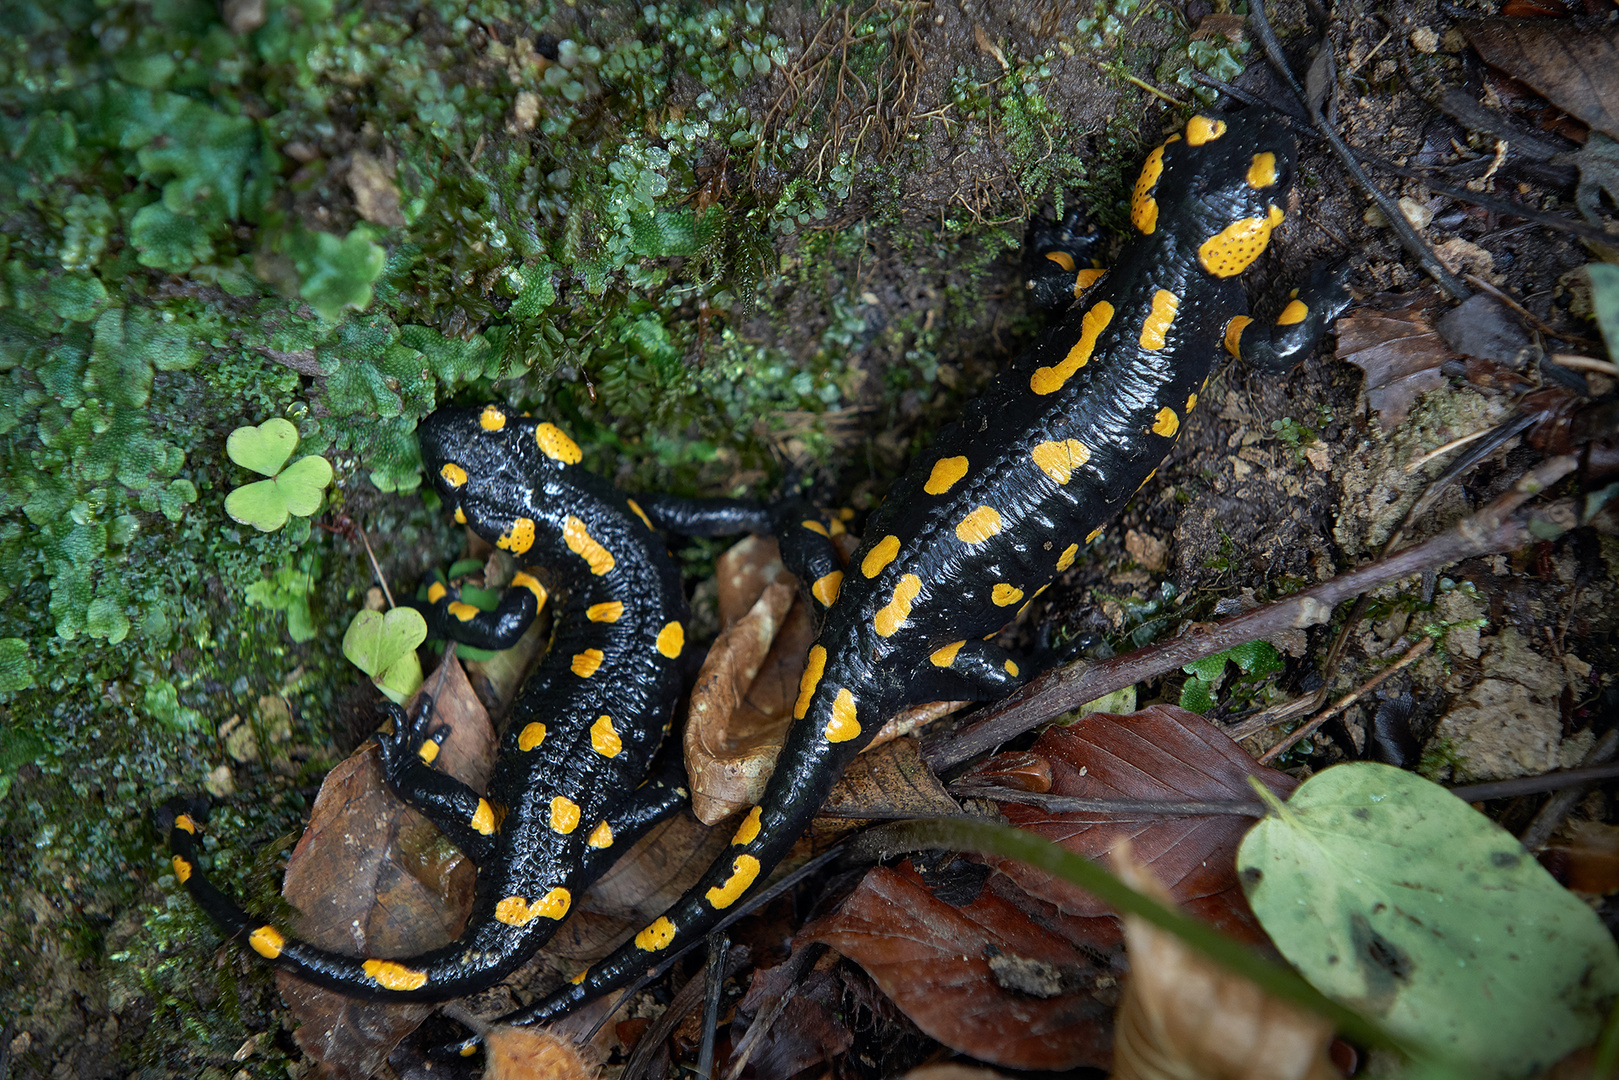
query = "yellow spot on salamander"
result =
(570, 968, 589, 985)
(518, 722, 547, 751)
(1185, 115, 1227, 145)
(636, 916, 677, 951)
(534, 422, 582, 464)
(588, 821, 613, 848)
(1073, 268, 1106, 296)
(591, 714, 622, 758)
(874, 574, 921, 637)
(955, 505, 1003, 546)
(587, 600, 624, 623)
(1004, 659, 1019, 676)
(930, 640, 966, 667)
(418, 738, 439, 765)
(1031, 301, 1115, 395)
(626, 499, 653, 530)
(1030, 439, 1092, 485)
(829, 517, 846, 536)
(1085, 526, 1104, 544)
(1223, 315, 1253, 358)
(1187, 392, 1198, 412)
(453, 507, 466, 524)
(825, 688, 861, 743)
(1056, 543, 1080, 571)
(364, 959, 429, 992)
(992, 583, 1024, 607)
(175, 814, 197, 834)
(1277, 299, 1308, 325)
(706, 854, 762, 909)
(564, 516, 615, 575)
(1199, 212, 1282, 278)
(862, 535, 901, 578)
(925, 456, 969, 495)
(1139, 289, 1180, 350)
(812, 571, 843, 607)
(571, 649, 604, 678)
(497, 517, 535, 555)
(447, 601, 479, 622)
(511, 572, 547, 605)
(794, 645, 827, 719)
(249, 926, 285, 959)
(439, 463, 467, 488)
(471, 798, 496, 835)
(551, 796, 581, 834)
(1247, 151, 1279, 188)
(1153, 407, 1180, 438)
(479, 405, 506, 431)
(171, 855, 192, 883)
(801, 519, 829, 537)
(1044, 250, 1076, 272)
(732, 805, 762, 846)
(495, 888, 572, 926)
(426, 581, 448, 604)
(1131, 144, 1166, 234)
(461, 1044, 479, 1057)
(495, 896, 532, 925)
(657, 621, 684, 658)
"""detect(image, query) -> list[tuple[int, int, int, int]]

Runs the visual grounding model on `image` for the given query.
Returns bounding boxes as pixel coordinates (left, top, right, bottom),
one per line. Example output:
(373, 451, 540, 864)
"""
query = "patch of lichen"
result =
(0, 0, 1206, 1070)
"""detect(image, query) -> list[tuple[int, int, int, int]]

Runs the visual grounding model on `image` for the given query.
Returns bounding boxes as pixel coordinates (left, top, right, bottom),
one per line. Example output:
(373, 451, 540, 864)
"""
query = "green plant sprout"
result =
(1179, 640, 1284, 713)
(341, 606, 427, 705)
(223, 418, 334, 533)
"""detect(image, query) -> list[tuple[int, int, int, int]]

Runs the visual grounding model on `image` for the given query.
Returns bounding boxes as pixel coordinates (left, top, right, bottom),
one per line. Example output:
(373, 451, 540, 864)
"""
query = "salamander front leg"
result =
(1229, 260, 1354, 373)
(375, 700, 499, 865)
(1027, 207, 1107, 311)
(625, 494, 773, 537)
(412, 569, 548, 652)
(909, 637, 1029, 702)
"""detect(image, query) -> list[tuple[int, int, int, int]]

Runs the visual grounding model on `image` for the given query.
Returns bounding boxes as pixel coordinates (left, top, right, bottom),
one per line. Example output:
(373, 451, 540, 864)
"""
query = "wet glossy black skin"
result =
(166, 110, 1347, 1027)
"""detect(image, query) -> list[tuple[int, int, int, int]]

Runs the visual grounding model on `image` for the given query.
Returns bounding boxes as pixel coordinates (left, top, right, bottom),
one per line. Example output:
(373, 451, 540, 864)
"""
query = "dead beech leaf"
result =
(687, 534, 962, 823)
(964, 705, 1297, 945)
(733, 955, 857, 1080)
(818, 738, 961, 820)
(1112, 845, 1340, 1080)
(483, 1026, 599, 1080)
(804, 862, 1119, 1071)
(1334, 290, 1457, 429)
(277, 656, 496, 1079)
(1462, 20, 1619, 140)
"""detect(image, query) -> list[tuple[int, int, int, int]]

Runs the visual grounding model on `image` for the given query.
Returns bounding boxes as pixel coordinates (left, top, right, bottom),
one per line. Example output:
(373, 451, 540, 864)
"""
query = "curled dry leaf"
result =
(276, 656, 497, 1080)
(1462, 20, 1619, 141)
(1111, 844, 1340, 1080)
(483, 1025, 599, 1080)
(1334, 290, 1456, 429)
(686, 535, 962, 823)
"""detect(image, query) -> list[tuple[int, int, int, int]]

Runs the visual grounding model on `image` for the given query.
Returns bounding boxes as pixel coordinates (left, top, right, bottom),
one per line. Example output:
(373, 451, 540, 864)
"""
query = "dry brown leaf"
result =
(483, 1026, 599, 1080)
(1334, 290, 1457, 429)
(277, 656, 496, 1079)
(1463, 20, 1619, 140)
(1545, 821, 1619, 895)
(899, 1066, 1017, 1080)
(1112, 844, 1340, 1080)
(818, 738, 962, 820)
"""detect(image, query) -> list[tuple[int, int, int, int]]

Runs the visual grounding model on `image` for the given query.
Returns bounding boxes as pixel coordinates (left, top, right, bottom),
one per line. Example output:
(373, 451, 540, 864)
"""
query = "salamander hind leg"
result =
(1028, 206, 1107, 311)
(771, 499, 849, 614)
(1228, 259, 1354, 373)
(375, 699, 499, 865)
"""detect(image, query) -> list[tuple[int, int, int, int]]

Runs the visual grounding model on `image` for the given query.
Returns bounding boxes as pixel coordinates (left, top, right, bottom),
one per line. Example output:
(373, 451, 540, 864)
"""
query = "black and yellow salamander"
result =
(165, 108, 1347, 1037)
(165, 401, 774, 1000)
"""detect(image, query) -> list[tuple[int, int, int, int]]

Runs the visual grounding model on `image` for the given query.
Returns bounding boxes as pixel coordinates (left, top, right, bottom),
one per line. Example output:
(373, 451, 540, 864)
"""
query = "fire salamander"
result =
(166, 109, 1347, 1044)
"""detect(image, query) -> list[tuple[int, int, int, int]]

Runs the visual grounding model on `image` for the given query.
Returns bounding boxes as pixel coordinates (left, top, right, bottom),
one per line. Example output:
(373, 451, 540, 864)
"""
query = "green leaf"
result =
(276, 455, 334, 516)
(342, 608, 427, 704)
(1238, 762, 1619, 1077)
(224, 478, 290, 531)
(0, 638, 34, 692)
(0, 725, 47, 800)
(44, 274, 110, 323)
(226, 418, 299, 475)
(130, 203, 214, 272)
(288, 227, 387, 321)
(223, 455, 331, 532)
(85, 596, 130, 644)
(1178, 675, 1215, 713)
(1592, 263, 1619, 357)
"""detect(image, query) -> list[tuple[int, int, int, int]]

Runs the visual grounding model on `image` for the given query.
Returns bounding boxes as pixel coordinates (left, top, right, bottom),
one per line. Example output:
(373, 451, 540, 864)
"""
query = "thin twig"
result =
(1246, 0, 1470, 300)
(1257, 636, 1433, 764)
(923, 456, 1578, 771)
(356, 526, 395, 609)
(1404, 427, 1497, 473)
(1466, 273, 1605, 350)
(1549, 353, 1619, 377)
(1519, 728, 1619, 851)
(696, 933, 731, 1080)
(1449, 761, 1619, 802)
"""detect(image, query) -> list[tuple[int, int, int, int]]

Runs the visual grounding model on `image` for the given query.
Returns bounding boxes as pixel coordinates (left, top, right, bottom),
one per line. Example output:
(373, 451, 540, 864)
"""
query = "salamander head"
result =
(419, 404, 583, 514)
(1129, 110, 1298, 279)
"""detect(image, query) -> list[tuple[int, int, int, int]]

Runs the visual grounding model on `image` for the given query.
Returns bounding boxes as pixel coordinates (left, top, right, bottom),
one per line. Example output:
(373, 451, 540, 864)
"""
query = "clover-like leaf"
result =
(225, 477, 292, 531)
(342, 608, 427, 704)
(276, 455, 334, 517)
(227, 418, 299, 476)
